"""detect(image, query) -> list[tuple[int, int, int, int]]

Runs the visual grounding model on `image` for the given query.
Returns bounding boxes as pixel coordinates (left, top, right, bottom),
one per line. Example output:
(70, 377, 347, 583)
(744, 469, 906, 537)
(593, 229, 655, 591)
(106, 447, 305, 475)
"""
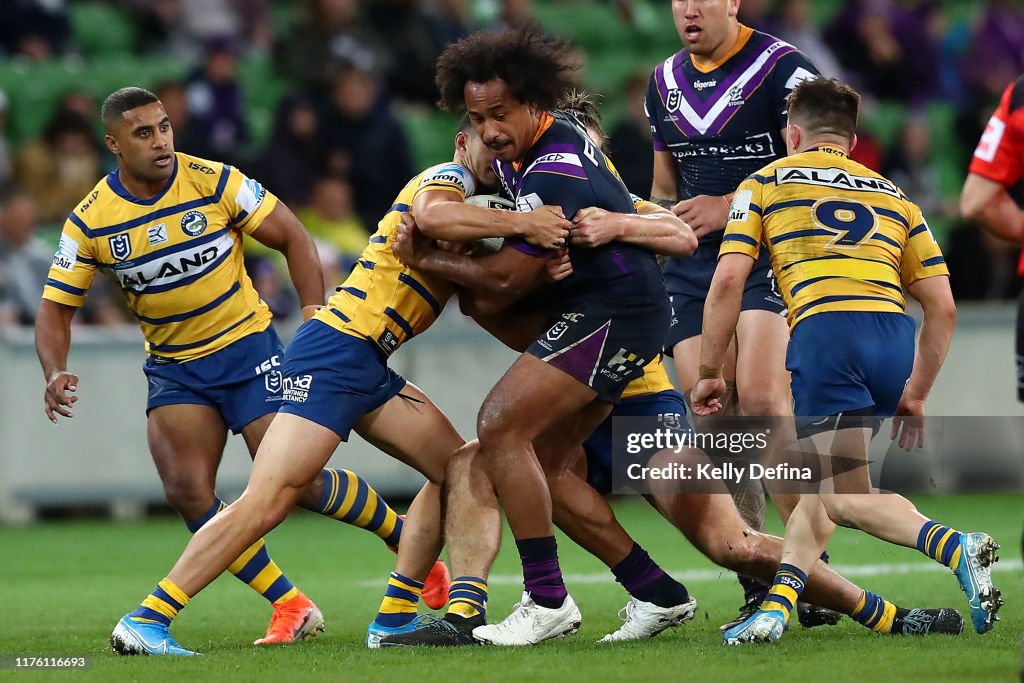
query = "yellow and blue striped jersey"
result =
(622, 356, 675, 400)
(315, 162, 474, 356)
(720, 145, 948, 329)
(42, 153, 278, 361)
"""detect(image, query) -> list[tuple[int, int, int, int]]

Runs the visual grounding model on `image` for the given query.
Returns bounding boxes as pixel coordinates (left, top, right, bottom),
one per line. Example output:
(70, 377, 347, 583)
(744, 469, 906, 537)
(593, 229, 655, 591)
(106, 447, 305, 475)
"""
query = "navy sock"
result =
(516, 536, 567, 609)
(611, 544, 689, 608)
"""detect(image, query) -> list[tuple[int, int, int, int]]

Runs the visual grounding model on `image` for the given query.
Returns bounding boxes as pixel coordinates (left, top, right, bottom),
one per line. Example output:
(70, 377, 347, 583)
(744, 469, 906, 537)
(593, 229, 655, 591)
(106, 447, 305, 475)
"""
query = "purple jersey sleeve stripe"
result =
(529, 162, 588, 179)
(509, 237, 556, 258)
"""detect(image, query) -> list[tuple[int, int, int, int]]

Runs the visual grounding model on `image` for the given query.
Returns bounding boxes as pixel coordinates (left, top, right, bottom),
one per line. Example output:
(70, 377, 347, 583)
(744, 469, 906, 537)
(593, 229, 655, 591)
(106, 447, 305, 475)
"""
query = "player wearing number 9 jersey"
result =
(692, 77, 1000, 645)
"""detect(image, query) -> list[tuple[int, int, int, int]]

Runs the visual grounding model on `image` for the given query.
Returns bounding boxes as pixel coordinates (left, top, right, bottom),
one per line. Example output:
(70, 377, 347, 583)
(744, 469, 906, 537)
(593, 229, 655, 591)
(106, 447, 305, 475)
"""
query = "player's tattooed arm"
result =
(413, 190, 571, 248)
(650, 150, 678, 207)
(570, 204, 697, 257)
(249, 202, 325, 318)
(393, 212, 546, 300)
(35, 299, 80, 423)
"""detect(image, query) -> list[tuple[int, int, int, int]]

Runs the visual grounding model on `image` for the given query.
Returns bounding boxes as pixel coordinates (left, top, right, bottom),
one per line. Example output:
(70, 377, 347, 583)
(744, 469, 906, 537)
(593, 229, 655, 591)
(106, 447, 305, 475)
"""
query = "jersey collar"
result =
(513, 111, 554, 172)
(808, 145, 849, 157)
(690, 24, 754, 74)
(107, 154, 178, 205)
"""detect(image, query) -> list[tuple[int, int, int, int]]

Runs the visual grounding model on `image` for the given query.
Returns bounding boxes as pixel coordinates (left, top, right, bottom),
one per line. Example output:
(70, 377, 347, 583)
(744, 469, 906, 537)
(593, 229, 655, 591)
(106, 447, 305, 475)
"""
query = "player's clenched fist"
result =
(520, 205, 571, 249)
(44, 370, 79, 423)
(392, 212, 431, 266)
(570, 207, 620, 247)
(672, 194, 730, 239)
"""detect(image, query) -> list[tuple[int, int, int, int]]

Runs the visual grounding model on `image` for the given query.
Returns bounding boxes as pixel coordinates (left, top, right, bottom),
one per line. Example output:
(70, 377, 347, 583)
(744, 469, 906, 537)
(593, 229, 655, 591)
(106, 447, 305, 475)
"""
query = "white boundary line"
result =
(357, 558, 1021, 588)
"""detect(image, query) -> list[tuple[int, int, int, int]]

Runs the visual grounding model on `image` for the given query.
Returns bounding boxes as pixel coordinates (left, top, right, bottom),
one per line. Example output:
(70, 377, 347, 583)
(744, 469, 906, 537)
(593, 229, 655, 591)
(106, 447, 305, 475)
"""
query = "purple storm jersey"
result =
(645, 26, 818, 252)
(494, 110, 664, 303)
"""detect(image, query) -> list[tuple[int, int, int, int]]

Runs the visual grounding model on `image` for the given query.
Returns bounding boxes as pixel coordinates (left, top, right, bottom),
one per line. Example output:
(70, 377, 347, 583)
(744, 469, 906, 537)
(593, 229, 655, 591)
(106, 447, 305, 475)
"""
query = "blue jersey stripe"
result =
(870, 233, 902, 249)
(231, 207, 249, 227)
(384, 307, 415, 338)
(134, 281, 241, 325)
(105, 228, 229, 269)
(121, 243, 233, 295)
(750, 173, 773, 185)
(77, 255, 97, 266)
(796, 294, 904, 318)
(867, 279, 904, 292)
(368, 235, 388, 244)
(770, 228, 832, 245)
(45, 278, 86, 296)
(149, 311, 255, 353)
(764, 199, 815, 216)
(790, 275, 839, 296)
(909, 224, 928, 237)
(329, 307, 351, 323)
(790, 276, 905, 297)
(339, 286, 367, 299)
(722, 233, 759, 247)
(358, 260, 376, 270)
(387, 202, 411, 214)
(748, 202, 763, 215)
(68, 211, 90, 235)
(921, 256, 946, 267)
(85, 166, 230, 238)
(397, 273, 442, 316)
(874, 206, 910, 229)
(781, 253, 899, 273)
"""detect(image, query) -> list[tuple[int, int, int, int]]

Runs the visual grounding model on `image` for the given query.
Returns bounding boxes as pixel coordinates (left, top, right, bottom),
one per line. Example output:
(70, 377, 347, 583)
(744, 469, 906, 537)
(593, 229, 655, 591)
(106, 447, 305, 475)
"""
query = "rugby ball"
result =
(465, 194, 513, 252)
(466, 194, 515, 211)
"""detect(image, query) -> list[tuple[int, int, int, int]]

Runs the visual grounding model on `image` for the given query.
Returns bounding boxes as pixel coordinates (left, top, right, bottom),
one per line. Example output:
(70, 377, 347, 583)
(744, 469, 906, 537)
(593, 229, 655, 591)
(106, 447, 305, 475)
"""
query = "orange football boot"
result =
(254, 590, 325, 645)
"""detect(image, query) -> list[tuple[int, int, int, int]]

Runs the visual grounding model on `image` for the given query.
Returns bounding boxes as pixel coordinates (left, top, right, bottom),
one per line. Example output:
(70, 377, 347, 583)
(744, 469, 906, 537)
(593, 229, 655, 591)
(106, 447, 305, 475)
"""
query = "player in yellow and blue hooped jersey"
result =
(690, 76, 1001, 644)
(110, 115, 573, 655)
(36, 87, 444, 655)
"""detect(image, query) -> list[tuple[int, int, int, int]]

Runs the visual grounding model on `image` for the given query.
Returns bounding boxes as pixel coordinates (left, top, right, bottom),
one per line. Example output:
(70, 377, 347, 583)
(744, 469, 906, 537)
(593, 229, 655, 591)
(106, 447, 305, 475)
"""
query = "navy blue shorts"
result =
(277, 319, 407, 440)
(663, 247, 785, 352)
(144, 325, 285, 434)
(583, 390, 692, 494)
(787, 311, 915, 423)
(528, 294, 672, 403)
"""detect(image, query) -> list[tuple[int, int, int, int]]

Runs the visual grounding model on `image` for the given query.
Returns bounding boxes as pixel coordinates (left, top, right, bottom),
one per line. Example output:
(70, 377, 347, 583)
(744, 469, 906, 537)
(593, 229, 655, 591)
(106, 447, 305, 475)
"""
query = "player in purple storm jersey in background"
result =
(645, 0, 834, 630)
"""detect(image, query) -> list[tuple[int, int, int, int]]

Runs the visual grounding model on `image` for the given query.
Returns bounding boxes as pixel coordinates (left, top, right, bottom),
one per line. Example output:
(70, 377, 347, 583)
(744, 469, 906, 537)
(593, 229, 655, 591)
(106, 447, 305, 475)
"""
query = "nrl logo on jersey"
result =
(181, 210, 208, 236)
(108, 233, 132, 261)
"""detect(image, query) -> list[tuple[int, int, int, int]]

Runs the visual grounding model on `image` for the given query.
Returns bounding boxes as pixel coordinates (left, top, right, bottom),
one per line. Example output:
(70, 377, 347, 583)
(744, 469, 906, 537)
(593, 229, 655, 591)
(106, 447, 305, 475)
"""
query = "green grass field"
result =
(1, 494, 1021, 682)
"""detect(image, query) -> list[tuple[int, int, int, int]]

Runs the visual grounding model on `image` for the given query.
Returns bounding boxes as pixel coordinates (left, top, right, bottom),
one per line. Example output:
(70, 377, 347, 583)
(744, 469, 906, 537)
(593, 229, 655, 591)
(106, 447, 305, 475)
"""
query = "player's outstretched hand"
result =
(890, 395, 926, 451)
(544, 248, 573, 282)
(690, 377, 726, 416)
(522, 205, 571, 249)
(393, 212, 432, 266)
(44, 370, 79, 423)
(672, 195, 730, 239)
(570, 207, 620, 247)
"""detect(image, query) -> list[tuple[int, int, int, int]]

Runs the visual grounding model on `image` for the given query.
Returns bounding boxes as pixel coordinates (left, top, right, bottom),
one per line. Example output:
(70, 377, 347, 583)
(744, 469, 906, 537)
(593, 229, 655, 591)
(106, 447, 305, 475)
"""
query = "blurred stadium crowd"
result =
(0, 0, 1022, 328)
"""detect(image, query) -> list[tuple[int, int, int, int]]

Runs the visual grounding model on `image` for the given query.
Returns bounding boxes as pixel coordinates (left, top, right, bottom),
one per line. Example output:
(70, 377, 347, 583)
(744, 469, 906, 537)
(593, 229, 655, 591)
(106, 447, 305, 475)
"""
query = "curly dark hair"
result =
(435, 25, 579, 112)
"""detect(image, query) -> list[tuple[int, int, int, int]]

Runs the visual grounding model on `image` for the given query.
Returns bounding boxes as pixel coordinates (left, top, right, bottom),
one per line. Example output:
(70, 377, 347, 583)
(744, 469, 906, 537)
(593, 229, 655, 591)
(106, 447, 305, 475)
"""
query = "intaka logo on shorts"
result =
(282, 374, 313, 403)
